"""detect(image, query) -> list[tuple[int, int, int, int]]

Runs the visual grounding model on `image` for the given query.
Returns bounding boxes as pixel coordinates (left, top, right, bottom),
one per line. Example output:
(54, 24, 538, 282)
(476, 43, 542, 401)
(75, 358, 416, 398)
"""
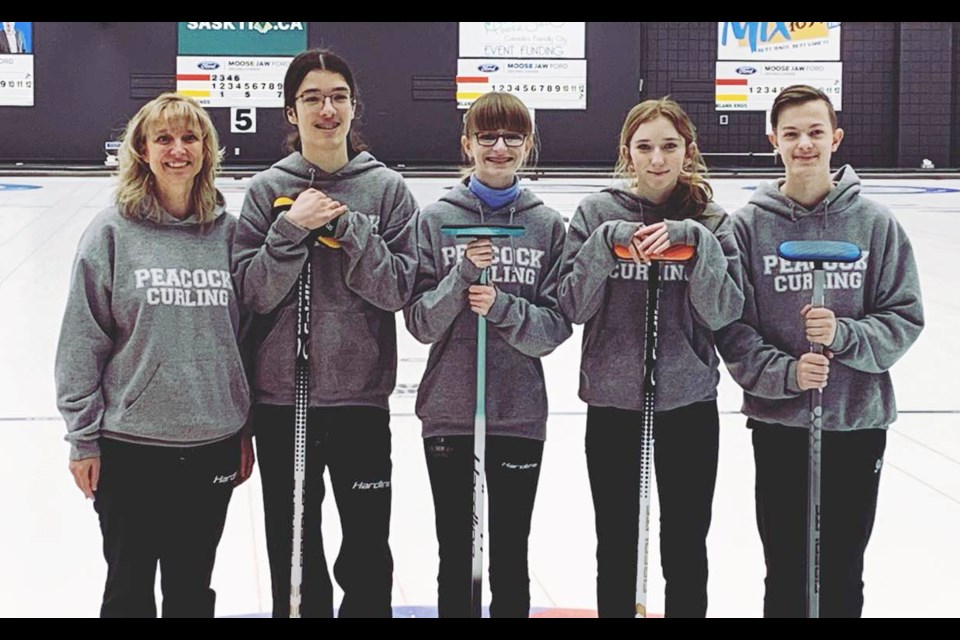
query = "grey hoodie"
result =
(557, 186, 744, 412)
(55, 201, 251, 460)
(715, 165, 924, 430)
(232, 151, 419, 409)
(404, 182, 571, 441)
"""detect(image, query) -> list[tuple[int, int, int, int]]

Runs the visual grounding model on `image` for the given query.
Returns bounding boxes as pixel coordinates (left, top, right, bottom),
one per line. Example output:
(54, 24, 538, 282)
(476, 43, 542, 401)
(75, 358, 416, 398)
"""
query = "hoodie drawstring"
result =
(508, 207, 518, 278)
(821, 197, 830, 236)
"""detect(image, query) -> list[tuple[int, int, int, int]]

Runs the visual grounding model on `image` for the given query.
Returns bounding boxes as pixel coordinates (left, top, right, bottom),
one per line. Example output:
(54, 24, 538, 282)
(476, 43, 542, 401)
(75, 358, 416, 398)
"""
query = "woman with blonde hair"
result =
(557, 97, 743, 617)
(404, 91, 570, 617)
(55, 92, 253, 617)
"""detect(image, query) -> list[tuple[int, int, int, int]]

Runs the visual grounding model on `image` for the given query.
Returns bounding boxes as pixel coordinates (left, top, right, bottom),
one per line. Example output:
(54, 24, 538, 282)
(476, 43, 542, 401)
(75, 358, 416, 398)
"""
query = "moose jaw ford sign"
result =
(455, 59, 587, 110)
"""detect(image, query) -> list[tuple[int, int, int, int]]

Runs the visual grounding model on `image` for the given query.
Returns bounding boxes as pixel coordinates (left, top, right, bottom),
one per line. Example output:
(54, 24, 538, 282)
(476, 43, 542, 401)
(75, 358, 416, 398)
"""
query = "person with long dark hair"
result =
(231, 48, 419, 618)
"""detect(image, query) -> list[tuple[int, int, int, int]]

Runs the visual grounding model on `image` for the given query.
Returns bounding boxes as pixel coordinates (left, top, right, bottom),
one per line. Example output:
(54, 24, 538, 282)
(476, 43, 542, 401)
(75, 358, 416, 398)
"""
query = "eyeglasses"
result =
(474, 132, 527, 147)
(295, 90, 354, 110)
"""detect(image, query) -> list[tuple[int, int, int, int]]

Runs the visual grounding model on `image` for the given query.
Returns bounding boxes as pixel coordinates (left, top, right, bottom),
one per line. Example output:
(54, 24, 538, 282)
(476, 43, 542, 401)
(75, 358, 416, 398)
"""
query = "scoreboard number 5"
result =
(231, 107, 257, 133)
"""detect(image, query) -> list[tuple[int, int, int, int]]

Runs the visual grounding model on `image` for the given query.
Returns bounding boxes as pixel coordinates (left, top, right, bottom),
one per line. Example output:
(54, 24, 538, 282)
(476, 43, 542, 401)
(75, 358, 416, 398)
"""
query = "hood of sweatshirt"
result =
(132, 191, 227, 227)
(601, 184, 726, 232)
(270, 150, 385, 187)
(746, 164, 862, 226)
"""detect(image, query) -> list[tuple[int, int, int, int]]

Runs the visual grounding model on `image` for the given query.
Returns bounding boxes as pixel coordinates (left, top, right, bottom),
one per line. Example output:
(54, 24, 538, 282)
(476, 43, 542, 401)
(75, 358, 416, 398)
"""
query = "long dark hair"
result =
(282, 48, 368, 157)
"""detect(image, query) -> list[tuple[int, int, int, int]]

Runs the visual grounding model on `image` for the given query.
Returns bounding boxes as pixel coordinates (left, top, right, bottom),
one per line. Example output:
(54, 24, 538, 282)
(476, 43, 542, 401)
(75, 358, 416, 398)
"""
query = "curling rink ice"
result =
(0, 173, 957, 617)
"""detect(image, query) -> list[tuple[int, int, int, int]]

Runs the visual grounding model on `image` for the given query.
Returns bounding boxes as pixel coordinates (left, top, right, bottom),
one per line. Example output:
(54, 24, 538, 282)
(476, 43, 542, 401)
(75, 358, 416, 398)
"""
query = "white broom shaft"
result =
(636, 262, 660, 618)
(290, 260, 311, 618)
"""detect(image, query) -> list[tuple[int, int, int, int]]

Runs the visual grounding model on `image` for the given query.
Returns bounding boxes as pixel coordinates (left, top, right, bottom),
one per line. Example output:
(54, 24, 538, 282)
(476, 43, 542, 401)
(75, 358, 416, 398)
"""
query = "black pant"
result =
(751, 419, 886, 618)
(586, 400, 719, 618)
(254, 404, 393, 618)
(424, 434, 544, 618)
(93, 433, 240, 618)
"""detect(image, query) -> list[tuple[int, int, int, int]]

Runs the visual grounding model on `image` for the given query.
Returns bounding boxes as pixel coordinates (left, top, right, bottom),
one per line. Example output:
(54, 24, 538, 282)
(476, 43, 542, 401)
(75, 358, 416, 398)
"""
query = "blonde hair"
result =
(115, 93, 223, 223)
(461, 92, 538, 176)
(614, 97, 713, 211)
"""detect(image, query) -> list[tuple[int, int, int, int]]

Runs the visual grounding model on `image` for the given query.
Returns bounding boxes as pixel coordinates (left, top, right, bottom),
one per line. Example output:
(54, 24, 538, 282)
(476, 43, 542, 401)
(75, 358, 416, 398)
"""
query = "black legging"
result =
(424, 434, 544, 618)
(751, 419, 886, 618)
(94, 433, 240, 618)
(254, 403, 393, 618)
(586, 400, 719, 618)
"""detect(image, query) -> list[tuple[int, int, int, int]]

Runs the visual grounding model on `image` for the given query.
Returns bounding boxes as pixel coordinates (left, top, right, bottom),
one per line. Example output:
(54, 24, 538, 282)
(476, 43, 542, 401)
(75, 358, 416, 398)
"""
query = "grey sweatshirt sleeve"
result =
(232, 184, 311, 315)
(403, 216, 482, 344)
(485, 218, 573, 358)
(715, 225, 805, 399)
(55, 231, 116, 460)
(828, 223, 924, 373)
(557, 209, 638, 324)
(337, 181, 419, 312)
(666, 217, 744, 330)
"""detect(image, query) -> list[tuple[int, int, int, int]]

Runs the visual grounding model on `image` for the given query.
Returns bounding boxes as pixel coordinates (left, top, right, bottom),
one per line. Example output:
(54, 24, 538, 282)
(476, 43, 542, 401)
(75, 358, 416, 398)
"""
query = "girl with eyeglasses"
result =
(557, 98, 744, 617)
(232, 48, 419, 618)
(404, 91, 571, 617)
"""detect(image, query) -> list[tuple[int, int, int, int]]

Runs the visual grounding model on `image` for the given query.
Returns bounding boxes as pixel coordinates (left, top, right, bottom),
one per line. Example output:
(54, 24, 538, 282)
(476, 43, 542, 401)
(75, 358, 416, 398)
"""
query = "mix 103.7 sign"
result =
(718, 22, 841, 61)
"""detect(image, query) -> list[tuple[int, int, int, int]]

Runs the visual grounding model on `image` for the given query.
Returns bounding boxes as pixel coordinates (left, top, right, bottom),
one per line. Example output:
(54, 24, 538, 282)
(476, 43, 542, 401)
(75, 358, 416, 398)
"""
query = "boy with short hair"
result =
(716, 84, 924, 617)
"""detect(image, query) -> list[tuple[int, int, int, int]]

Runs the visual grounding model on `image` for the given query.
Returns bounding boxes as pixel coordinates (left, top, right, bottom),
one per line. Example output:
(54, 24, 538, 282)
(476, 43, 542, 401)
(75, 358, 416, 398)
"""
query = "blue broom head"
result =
(441, 224, 526, 239)
(777, 240, 862, 263)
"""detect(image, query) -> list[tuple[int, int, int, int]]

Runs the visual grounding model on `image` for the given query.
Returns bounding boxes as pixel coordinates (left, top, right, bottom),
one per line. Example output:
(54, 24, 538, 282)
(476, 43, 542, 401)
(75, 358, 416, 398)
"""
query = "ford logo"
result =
(736, 66, 757, 75)
(478, 64, 499, 73)
(198, 61, 220, 70)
